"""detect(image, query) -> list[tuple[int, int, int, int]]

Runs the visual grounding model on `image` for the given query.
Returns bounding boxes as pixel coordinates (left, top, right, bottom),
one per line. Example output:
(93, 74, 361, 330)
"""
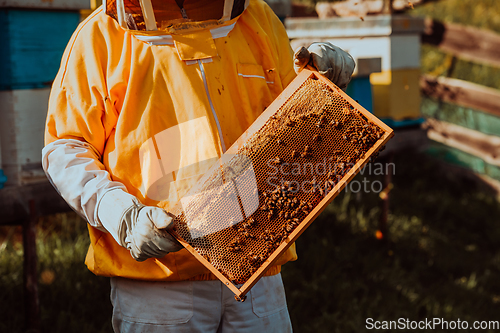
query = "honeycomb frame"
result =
(168, 69, 394, 300)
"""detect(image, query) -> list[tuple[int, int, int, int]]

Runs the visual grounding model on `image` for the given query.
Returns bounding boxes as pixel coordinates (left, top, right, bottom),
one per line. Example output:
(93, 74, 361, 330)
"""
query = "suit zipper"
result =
(198, 60, 227, 153)
(180, 7, 189, 19)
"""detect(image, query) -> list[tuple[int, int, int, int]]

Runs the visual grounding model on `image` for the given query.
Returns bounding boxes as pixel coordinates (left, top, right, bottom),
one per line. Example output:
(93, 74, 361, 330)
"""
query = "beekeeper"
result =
(42, 0, 354, 331)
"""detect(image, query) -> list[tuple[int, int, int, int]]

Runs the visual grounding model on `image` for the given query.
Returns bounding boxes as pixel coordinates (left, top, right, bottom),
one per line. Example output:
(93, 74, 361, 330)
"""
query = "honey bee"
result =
(228, 245, 241, 252)
(300, 152, 311, 158)
(330, 119, 341, 129)
(243, 217, 255, 228)
(333, 150, 343, 156)
(272, 156, 283, 164)
(241, 230, 255, 239)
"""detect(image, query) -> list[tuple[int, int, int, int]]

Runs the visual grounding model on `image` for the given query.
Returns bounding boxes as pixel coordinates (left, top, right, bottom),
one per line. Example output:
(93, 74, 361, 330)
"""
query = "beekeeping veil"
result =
(104, 0, 249, 34)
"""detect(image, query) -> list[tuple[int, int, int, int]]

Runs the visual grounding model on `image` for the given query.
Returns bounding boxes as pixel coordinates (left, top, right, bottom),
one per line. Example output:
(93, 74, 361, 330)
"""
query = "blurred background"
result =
(1, 0, 500, 332)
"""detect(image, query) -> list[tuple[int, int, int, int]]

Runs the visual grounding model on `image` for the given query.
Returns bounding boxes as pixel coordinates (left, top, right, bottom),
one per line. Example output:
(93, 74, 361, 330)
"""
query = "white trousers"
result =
(110, 273, 293, 333)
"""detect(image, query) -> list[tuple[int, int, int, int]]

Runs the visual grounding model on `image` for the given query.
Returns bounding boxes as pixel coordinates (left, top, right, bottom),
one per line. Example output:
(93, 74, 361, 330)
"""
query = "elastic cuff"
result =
(96, 189, 143, 246)
(94, 188, 128, 228)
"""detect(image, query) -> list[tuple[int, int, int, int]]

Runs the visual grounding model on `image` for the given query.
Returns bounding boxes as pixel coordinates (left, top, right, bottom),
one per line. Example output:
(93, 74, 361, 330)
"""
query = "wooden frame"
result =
(172, 69, 394, 300)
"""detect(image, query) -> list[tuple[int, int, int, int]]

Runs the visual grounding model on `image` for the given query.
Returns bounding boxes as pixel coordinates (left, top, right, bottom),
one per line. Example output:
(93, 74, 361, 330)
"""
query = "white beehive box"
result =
(0, 0, 90, 10)
(0, 88, 50, 186)
(286, 15, 424, 74)
(286, 15, 425, 121)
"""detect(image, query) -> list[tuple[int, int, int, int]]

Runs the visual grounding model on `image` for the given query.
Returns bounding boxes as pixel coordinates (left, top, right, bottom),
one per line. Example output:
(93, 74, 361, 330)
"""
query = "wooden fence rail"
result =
(420, 74, 500, 118)
(422, 18, 500, 68)
(420, 18, 500, 189)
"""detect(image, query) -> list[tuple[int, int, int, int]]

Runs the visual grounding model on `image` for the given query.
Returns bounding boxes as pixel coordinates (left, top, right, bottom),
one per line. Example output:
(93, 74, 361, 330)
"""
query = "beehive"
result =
(286, 15, 425, 125)
(168, 69, 394, 300)
(0, 2, 85, 187)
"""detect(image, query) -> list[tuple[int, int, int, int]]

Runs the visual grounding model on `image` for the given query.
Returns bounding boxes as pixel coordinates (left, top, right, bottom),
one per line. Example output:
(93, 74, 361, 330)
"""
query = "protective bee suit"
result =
(42, 0, 354, 331)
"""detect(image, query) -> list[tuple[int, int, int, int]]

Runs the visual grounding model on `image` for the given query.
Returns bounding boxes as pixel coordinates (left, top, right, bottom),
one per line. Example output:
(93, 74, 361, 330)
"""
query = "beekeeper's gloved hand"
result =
(294, 42, 355, 91)
(97, 189, 183, 261)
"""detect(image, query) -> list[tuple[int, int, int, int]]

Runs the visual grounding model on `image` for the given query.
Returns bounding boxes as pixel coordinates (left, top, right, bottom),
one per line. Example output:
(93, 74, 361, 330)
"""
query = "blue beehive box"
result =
(0, 169, 6, 189)
(345, 76, 373, 113)
(0, 9, 80, 90)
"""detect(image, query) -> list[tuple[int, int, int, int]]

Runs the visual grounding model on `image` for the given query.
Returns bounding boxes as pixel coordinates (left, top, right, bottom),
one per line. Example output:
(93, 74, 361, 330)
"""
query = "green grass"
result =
(1, 151, 499, 332)
(0, 213, 112, 332)
(282, 151, 500, 332)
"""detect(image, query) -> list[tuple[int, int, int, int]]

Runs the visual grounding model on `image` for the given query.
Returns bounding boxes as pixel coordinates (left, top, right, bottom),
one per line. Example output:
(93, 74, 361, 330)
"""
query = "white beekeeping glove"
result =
(97, 189, 183, 262)
(294, 42, 356, 91)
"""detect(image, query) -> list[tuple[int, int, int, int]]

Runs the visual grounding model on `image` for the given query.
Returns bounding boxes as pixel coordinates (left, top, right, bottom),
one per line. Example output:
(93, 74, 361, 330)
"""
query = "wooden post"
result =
(23, 200, 41, 333)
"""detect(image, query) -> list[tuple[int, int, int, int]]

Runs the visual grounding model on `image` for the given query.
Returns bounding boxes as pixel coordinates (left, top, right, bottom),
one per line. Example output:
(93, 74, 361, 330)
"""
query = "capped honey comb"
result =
(168, 69, 394, 301)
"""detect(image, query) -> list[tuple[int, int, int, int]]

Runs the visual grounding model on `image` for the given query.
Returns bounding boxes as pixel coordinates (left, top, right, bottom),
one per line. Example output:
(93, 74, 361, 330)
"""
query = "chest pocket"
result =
(237, 63, 277, 114)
